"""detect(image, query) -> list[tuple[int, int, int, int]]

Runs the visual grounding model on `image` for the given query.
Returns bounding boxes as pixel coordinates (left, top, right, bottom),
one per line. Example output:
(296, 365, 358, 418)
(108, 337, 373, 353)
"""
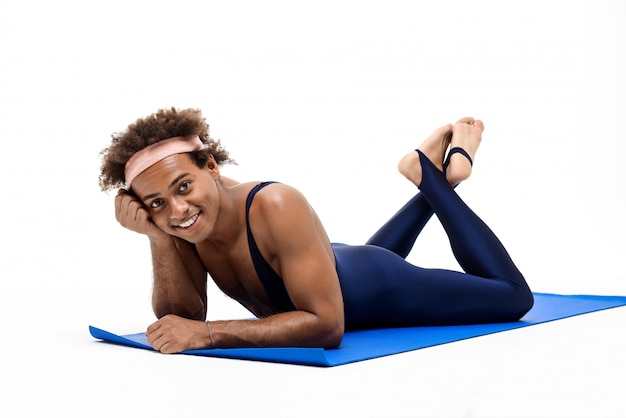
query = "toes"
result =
(436, 123, 453, 142)
(434, 123, 453, 136)
(455, 117, 475, 125)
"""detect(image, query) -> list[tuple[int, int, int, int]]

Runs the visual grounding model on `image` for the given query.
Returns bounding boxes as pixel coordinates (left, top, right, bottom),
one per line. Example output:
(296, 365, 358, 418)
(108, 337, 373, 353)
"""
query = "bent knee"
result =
(509, 287, 534, 321)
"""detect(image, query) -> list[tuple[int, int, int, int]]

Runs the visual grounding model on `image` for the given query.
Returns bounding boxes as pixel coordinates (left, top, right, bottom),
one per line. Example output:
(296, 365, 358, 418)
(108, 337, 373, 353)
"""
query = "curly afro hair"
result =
(99, 107, 234, 191)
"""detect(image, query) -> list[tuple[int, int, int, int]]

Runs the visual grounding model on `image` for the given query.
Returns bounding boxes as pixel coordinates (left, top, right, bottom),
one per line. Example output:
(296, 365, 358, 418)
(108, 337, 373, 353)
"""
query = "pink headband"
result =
(124, 135, 205, 188)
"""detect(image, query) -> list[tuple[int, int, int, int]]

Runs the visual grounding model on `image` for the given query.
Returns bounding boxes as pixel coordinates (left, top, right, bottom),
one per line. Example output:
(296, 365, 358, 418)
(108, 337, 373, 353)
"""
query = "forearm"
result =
(150, 236, 206, 320)
(209, 310, 344, 349)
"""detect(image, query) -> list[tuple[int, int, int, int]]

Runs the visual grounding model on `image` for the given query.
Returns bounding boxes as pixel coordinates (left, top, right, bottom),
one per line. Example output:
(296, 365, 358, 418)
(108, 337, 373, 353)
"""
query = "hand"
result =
(115, 189, 168, 240)
(146, 314, 212, 354)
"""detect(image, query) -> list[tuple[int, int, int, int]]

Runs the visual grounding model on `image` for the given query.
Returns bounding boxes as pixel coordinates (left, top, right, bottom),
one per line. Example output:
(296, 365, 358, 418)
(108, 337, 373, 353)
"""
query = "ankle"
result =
(445, 158, 471, 186)
(398, 150, 422, 186)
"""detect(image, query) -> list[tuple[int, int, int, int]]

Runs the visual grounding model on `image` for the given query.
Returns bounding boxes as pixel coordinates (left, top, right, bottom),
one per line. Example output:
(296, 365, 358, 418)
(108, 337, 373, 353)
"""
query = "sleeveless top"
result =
(246, 182, 297, 312)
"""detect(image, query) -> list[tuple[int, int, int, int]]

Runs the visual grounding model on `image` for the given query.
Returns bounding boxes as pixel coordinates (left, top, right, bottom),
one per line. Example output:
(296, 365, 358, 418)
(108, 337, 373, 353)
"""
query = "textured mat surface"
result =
(90, 292, 626, 366)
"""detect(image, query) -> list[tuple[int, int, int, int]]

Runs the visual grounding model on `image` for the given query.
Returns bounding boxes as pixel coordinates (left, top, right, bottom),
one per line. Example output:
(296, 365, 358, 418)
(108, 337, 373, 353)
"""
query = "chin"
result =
(174, 230, 203, 244)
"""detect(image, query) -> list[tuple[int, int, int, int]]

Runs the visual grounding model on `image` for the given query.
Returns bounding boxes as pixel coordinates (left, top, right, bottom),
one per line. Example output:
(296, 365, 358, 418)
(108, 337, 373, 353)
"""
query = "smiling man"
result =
(99, 107, 533, 354)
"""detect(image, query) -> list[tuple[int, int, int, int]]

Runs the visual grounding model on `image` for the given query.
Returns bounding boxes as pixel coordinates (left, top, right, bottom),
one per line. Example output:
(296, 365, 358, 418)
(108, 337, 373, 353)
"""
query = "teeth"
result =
(179, 214, 199, 228)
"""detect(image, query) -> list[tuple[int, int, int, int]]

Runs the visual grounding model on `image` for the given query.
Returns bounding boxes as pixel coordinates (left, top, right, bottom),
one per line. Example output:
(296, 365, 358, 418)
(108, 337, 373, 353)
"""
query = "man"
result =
(99, 107, 533, 353)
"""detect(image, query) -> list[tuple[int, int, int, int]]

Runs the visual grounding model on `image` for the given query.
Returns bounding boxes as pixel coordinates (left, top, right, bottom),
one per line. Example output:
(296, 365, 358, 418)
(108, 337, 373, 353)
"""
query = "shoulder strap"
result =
(245, 182, 296, 312)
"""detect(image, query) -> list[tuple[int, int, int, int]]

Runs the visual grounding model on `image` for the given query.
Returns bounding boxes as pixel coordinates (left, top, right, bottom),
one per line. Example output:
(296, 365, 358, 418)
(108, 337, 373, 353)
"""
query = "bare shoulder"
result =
(248, 182, 329, 250)
(251, 183, 311, 215)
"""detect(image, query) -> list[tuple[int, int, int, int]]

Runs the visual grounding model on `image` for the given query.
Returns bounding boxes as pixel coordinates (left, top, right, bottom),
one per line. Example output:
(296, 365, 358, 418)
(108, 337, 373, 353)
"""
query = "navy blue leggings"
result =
(335, 150, 533, 328)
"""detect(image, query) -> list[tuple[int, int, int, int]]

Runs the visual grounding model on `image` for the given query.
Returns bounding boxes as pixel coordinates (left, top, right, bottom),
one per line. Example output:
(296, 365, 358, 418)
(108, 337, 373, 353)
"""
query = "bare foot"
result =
(398, 123, 453, 187)
(446, 117, 484, 186)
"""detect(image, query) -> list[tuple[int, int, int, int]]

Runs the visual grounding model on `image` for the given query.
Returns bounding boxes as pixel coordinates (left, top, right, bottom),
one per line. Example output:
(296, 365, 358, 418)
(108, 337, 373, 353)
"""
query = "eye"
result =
(150, 199, 164, 209)
(179, 181, 191, 192)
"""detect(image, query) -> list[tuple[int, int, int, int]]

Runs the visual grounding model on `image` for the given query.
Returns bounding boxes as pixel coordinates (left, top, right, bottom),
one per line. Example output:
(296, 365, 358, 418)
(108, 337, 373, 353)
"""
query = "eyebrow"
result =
(142, 173, 190, 202)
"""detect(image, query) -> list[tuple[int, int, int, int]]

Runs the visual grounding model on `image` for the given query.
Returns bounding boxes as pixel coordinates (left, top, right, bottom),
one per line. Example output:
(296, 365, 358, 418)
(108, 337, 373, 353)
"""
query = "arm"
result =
(115, 189, 207, 320)
(146, 185, 345, 352)
(214, 185, 344, 347)
(149, 235, 207, 320)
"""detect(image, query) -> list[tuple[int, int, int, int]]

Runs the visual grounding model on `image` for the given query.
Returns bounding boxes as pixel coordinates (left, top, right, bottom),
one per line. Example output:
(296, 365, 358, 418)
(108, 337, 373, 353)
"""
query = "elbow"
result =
(153, 301, 206, 321)
(316, 302, 345, 349)
(319, 317, 344, 349)
(324, 330, 343, 349)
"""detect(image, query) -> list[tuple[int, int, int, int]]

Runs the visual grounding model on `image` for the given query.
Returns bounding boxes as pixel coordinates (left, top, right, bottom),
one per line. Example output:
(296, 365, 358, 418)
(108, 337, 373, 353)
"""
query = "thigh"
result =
(333, 244, 530, 328)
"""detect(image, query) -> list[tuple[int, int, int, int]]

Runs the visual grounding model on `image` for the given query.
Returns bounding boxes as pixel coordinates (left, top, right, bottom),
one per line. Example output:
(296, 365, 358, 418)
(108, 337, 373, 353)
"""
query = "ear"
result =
(205, 154, 221, 179)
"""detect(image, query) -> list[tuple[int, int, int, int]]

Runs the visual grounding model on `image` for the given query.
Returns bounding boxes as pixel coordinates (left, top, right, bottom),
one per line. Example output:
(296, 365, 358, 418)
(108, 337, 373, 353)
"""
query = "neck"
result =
(202, 182, 246, 247)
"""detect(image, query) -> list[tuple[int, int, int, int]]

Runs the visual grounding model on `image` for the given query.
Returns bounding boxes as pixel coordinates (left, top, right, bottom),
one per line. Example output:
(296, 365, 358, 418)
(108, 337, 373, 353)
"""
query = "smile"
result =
(178, 213, 199, 229)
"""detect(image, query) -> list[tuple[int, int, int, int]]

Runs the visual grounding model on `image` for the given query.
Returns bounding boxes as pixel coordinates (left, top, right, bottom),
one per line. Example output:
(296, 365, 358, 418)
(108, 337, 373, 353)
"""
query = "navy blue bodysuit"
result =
(245, 150, 533, 329)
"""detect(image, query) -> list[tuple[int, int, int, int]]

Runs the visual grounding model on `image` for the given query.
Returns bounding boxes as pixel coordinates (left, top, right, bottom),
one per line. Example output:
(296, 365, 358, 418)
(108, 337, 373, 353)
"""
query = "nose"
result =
(169, 196, 189, 219)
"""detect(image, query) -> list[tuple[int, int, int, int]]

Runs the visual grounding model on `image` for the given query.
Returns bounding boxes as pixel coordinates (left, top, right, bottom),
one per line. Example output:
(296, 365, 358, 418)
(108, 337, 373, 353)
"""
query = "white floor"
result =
(2, 1, 625, 417)
(4, 298, 626, 417)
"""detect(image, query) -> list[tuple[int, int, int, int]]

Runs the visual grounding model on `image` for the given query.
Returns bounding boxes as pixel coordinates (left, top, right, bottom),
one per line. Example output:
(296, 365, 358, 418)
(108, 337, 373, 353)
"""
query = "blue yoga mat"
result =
(90, 292, 626, 367)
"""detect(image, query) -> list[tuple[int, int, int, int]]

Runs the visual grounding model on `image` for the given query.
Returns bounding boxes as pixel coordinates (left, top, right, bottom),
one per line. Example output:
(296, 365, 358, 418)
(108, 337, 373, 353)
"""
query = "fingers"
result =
(146, 321, 161, 349)
(146, 318, 161, 336)
(146, 317, 174, 354)
(146, 315, 187, 354)
(145, 315, 209, 354)
(115, 189, 138, 222)
(115, 189, 151, 233)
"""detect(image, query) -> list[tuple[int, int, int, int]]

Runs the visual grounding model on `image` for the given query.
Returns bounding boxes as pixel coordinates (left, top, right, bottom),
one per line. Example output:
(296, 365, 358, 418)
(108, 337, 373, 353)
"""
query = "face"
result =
(131, 153, 221, 243)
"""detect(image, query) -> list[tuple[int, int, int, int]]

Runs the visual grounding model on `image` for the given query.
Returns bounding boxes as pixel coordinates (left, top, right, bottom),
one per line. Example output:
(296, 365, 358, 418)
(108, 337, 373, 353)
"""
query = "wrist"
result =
(148, 234, 175, 248)
(206, 321, 215, 349)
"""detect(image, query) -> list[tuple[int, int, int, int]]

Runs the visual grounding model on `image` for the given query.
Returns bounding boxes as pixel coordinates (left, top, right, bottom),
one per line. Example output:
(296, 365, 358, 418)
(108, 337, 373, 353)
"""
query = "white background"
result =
(1, 1, 625, 417)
